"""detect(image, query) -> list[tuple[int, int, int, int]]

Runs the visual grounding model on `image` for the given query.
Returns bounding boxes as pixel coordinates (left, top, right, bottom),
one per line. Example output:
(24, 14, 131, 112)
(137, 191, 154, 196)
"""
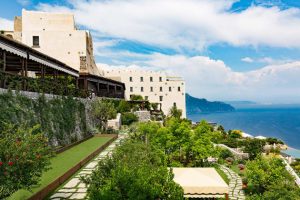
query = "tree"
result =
(117, 100, 131, 113)
(168, 105, 182, 119)
(121, 112, 138, 126)
(262, 182, 300, 200)
(130, 94, 143, 101)
(91, 99, 117, 131)
(82, 141, 184, 200)
(245, 157, 293, 194)
(243, 139, 265, 160)
(0, 124, 53, 199)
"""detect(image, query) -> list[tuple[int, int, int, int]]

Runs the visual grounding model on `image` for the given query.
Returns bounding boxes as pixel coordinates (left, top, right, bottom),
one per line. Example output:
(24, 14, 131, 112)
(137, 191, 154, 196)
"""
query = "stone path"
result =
(50, 135, 125, 200)
(219, 165, 245, 200)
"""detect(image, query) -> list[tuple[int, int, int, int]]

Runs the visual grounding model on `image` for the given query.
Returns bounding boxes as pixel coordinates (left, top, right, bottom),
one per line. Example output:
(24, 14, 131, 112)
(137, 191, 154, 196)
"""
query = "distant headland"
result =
(186, 93, 235, 114)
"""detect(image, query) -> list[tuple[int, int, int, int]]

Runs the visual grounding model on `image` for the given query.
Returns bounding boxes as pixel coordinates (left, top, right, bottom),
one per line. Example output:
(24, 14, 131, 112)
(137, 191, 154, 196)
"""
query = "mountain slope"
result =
(186, 94, 235, 114)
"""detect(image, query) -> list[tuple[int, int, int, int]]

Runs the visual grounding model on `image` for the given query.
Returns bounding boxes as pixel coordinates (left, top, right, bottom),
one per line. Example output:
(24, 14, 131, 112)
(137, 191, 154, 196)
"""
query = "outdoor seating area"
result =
(0, 35, 125, 98)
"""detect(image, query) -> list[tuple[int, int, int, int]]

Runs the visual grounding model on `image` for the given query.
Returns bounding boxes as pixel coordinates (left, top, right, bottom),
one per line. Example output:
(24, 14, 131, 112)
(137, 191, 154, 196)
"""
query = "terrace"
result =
(0, 34, 125, 99)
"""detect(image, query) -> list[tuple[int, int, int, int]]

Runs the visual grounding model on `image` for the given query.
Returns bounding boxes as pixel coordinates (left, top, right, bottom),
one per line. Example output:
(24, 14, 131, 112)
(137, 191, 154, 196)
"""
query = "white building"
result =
(8, 9, 102, 76)
(104, 69, 186, 118)
(2, 9, 125, 98)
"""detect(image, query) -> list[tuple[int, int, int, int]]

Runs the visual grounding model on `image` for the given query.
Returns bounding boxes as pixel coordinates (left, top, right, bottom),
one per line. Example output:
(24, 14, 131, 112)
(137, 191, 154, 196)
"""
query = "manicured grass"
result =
(9, 136, 111, 200)
(215, 166, 230, 184)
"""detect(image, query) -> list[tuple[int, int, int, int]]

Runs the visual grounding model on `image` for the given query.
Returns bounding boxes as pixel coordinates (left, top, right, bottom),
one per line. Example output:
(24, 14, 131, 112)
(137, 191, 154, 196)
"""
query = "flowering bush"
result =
(238, 164, 245, 170)
(0, 124, 53, 199)
(226, 157, 234, 163)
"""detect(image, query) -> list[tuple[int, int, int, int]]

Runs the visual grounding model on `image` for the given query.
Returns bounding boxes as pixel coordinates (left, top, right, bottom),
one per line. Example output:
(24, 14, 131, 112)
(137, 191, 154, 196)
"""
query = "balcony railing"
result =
(0, 70, 90, 98)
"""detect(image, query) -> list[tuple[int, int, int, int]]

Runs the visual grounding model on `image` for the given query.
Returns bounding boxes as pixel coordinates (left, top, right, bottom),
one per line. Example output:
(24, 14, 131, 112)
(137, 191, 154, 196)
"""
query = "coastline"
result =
(241, 131, 300, 159)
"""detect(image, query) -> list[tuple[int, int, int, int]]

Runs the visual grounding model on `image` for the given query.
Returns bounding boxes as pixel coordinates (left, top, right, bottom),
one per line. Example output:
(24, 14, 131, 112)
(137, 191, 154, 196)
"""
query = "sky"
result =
(1, 0, 300, 104)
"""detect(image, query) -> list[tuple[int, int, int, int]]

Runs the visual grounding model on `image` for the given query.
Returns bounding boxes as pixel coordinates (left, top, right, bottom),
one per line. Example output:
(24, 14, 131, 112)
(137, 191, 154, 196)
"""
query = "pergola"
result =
(0, 34, 125, 99)
(172, 168, 229, 199)
(0, 34, 79, 94)
(78, 73, 125, 99)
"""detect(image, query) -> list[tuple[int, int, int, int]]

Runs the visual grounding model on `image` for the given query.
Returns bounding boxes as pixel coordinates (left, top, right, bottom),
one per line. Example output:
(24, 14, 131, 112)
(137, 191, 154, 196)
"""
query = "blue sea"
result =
(188, 107, 300, 157)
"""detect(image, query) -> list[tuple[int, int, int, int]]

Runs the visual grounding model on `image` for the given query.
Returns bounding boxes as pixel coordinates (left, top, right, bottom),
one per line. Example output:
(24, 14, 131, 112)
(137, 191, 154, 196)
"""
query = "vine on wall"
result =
(0, 91, 88, 147)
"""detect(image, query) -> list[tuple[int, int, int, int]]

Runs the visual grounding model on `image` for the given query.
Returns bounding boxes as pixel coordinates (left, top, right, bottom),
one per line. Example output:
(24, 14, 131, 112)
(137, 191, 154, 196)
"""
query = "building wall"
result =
(104, 69, 186, 118)
(15, 9, 101, 76)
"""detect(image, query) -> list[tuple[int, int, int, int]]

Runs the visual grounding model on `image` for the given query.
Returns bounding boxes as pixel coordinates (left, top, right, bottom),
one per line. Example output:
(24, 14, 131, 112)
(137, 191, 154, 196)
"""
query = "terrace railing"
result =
(0, 70, 91, 98)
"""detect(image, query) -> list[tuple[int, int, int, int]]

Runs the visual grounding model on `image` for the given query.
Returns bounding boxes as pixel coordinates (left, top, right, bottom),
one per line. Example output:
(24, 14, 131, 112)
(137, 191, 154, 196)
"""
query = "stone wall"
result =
(0, 88, 96, 146)
(134, 110, 151, 122)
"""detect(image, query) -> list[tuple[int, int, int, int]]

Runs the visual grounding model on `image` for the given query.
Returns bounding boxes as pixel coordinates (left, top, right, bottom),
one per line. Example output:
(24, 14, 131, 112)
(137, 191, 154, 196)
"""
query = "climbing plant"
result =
(0, 91, 88, 146)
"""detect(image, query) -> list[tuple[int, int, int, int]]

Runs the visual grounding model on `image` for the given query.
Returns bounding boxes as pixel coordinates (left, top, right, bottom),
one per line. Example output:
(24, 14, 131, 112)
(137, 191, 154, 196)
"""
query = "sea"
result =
(188, 106, 300, 158)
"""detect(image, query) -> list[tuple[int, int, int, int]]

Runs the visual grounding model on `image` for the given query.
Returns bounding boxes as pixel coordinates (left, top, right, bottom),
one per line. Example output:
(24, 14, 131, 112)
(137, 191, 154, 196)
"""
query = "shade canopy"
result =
(172, 168, 229, 197)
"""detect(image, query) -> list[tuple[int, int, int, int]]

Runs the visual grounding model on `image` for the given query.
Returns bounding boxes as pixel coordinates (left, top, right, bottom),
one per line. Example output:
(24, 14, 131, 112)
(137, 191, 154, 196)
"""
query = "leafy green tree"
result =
(91, 99, 117, 131)
(82, 141, 184, 200)
(243, 139, 265, 160)
(121, 112, 138, 126)
(168, 105, 182, 119)
(130, 94, 143, 101)
(219, 148, 234, 160)
(245, 157, 293, 194)
(262, 182, 300, 200)
(117, 100, 131, 113)
(0, 124, 53, 199)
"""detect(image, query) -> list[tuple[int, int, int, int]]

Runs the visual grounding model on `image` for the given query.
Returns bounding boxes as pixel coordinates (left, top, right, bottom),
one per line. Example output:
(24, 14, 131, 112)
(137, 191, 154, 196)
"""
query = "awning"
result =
(172, 168, 229, 198)
(0, 41, 27, 58)
(29, 54, 78, 77)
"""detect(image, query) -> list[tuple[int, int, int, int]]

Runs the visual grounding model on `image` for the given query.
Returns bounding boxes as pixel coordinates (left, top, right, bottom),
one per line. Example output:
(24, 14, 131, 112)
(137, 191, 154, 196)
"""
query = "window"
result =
(150, 87, 153, 92)
(130, 87, 133, 92)
(150, 77, 153, 82)
(141, 87, 144, 92)
(159, 96, 163, 101)
(178, 86, 181, 92)
(160, 87, 163, 92)
(32, 36, 39, 47)
(140, 77, 144, 82)
(159, 77, 162, 82)
(129, 77, 133, 82)
(169, 87, 172, 92)
(145, 96, 148, 100)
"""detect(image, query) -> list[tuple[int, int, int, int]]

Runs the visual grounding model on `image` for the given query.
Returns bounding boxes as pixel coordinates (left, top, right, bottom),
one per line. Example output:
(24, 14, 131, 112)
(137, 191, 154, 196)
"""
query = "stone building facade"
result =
(104, 69, 186, 118)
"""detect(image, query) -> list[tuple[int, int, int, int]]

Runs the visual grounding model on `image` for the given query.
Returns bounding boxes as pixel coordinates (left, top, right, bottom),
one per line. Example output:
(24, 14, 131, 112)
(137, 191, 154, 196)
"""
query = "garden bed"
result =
(9, 136, 114, 200)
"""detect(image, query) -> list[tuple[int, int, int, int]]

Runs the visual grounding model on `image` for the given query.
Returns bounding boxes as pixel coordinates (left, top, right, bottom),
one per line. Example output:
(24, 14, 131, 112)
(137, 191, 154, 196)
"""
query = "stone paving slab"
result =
(219, 165, 245, 200)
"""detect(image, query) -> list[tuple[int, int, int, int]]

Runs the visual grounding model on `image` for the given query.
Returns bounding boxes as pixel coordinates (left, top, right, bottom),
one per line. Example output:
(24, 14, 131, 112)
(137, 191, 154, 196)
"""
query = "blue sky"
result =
(1, 0, 300, 103)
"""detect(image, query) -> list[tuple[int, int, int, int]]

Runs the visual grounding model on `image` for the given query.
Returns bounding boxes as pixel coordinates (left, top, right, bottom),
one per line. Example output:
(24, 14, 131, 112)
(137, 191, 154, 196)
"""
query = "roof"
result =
(80, 73, 125, 87)
(0, 34, 79, 77)
(172, 168, 229, 196)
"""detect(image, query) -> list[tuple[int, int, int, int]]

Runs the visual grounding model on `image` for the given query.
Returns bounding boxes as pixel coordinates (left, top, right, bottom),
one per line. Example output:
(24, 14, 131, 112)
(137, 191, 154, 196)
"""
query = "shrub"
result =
(121, 112, 138, 126)
(117, 100, 131, 113)
(130, 94, 143, 101)
(0, 124, 53, 199)
(82, 141, 184, 200)
(91, 99, 117, 131)
(219, 148, 233, 160)
(226, 157, 234, 163)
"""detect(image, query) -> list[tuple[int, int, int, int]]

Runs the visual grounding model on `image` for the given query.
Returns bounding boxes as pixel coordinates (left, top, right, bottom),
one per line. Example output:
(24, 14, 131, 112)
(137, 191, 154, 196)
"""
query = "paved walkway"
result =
(50, 135, 125, 200)
(219, 165, 245, 200)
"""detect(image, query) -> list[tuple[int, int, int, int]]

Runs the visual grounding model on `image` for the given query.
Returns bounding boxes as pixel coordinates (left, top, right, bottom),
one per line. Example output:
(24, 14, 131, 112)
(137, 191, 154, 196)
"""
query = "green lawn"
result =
(215, 166, 230, 184)
(9, 136, 111, 200)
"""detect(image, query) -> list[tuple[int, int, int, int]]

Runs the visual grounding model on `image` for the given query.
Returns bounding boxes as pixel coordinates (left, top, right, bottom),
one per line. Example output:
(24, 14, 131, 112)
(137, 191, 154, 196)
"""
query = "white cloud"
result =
(17, 0, 31, 6)
(0, 18, 13, 31)
(37, 0, 300, 51)
(241, 57, 254, 63)
(99, 54, 300, 103)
